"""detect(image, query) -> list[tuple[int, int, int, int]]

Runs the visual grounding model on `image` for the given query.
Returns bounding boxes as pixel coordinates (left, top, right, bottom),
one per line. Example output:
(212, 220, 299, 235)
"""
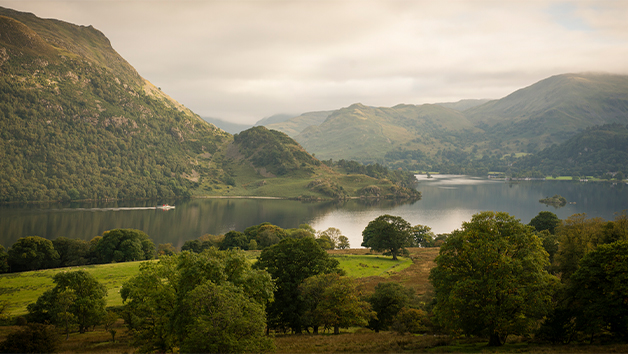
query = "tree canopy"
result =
(95, 229, 155, 263)
(27, 270, 107, 334)
(254, 237, 342, 334)
(7, 236, 59, 272)
(299, 273, 374, 334)
(366, 282, 415, 332)
(362, 215, 412, 260)
(568, 240, 628, 340)
(121, 248, 274, 353)
(529, 211, 561, 234)
(429, 211, 558, 346)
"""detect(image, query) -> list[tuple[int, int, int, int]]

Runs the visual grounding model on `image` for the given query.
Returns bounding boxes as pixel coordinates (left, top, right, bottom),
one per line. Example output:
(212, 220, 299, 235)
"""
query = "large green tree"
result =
(8, 236, 59, 272)
(254, 237, 342, 334)
(568, 240, 628, 340)
(529, 211, 560, 234)
(95, 229, 155, 263)
(429, 211, 558, 346)
(362, 215, 412, 260)
(27, 270, 107, 334)
(121, 248, 273, 353)
(219, 231, 249, 250)
(555, 213, 606, 280)
(366, 282, 415, 332)
(52, 237, 90, 267)
(299, 273, 374, 334)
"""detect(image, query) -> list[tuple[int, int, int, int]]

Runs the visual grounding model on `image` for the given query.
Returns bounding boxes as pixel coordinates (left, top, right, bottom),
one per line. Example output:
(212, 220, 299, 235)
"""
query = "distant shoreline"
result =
(194, 195, 285, 200)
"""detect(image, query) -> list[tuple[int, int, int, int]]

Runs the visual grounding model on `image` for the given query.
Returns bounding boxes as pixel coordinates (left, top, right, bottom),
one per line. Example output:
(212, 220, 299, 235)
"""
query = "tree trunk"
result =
(488, 332, 503, 346)
(391, 251, 398, 261)
(313, 326, 318, 334)
(334, 325, 339, 335)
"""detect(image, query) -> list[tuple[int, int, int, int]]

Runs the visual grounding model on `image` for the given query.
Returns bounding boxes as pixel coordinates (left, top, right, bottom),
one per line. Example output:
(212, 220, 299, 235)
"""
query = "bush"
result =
(0, 323, 60, 353)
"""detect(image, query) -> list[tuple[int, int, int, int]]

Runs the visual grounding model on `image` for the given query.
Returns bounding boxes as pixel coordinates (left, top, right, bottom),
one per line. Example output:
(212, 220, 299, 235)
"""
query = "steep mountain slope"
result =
(0, 8, 229, 202)
(465, 73, 628, 150)
(265, 110, 332, 137)
(293, 103, 480, 163)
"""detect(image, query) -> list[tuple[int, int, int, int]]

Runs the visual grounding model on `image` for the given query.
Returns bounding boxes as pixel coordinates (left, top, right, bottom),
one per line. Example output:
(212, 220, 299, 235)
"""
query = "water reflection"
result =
(1, 176, 627, 250)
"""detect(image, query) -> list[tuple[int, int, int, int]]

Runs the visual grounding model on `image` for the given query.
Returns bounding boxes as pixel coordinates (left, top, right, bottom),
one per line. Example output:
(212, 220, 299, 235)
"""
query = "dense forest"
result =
(513, 124, 628, 178)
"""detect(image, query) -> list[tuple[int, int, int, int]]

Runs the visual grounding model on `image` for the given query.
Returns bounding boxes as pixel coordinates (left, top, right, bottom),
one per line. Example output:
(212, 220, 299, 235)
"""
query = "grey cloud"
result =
(1, 0, 627, 124)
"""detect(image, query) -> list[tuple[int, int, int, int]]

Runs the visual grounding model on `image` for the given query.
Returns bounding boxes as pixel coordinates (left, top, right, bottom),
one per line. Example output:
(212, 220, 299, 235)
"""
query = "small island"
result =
(539, 194, 567, 208)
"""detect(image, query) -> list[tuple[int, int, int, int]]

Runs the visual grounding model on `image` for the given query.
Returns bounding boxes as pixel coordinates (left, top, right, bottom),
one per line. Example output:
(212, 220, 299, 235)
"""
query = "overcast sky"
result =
(2, 0, 628, 124)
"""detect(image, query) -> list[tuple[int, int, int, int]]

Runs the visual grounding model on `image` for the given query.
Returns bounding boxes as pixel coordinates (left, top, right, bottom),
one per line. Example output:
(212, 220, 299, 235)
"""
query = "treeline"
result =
(429, 210, 628, 345)
(0, 224, 352, 273)
(182, 223, 350, 252)
(513, 123, 628, 178)
(322, 159, 419, 190)
(0, 229, 155, 273)
(355, 210, 628, 345)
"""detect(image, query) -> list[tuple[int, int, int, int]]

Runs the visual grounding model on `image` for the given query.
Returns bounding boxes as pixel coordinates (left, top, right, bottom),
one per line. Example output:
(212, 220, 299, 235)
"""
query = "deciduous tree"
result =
(529, 211, 560, 234)
(121, 249, 273, 353)
(299, 273, 374, 334)
(362, 215, 412, 260)
(568, 240, 628, 340)
(366, 282, 414, 332)
(254, 237, 342, 333)
(8, 236, 59, 272)
(429, 211, 558, 346)
(410, 224, 435, 247)
(27, 270, 107, 334)
(95, 229, 155, 263)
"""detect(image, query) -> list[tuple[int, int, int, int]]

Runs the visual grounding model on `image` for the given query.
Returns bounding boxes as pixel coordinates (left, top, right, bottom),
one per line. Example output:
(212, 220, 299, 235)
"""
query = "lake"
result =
(1, 175, 627, 249)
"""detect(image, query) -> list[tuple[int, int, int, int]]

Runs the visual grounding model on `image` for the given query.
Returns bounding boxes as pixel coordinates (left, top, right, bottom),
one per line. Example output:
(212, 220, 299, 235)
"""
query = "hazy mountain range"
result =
(262, 73, 628, 173)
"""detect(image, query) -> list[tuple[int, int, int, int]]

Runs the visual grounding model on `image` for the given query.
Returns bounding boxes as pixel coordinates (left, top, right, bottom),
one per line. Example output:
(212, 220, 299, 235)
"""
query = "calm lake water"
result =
(1, 175, 627, 249)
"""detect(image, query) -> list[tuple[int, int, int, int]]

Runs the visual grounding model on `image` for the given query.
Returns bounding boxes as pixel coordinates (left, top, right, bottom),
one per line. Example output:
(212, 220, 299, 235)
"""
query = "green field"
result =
(0, 253, 410, 316)
(0, 262, 144, 315)
(333, 255, 412, 278)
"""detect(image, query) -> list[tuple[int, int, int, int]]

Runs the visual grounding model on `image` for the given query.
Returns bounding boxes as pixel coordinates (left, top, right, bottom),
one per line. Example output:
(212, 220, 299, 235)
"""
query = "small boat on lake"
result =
(156, 204, 175, 210)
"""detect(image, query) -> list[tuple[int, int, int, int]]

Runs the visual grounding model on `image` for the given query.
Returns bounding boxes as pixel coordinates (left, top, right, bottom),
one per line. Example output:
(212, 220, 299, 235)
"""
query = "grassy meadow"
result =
(0, 250, 418, 316)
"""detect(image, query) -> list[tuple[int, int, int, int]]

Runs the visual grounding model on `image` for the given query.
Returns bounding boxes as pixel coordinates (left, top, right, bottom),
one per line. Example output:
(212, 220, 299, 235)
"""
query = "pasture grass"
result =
(333, 254, 413, 278)
(0, 251, 415, 316)
(0, 261, 144, 315)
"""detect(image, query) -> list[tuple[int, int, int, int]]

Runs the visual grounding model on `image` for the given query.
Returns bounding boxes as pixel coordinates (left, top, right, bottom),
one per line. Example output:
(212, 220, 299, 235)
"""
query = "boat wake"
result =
(58, 206, 173, 212)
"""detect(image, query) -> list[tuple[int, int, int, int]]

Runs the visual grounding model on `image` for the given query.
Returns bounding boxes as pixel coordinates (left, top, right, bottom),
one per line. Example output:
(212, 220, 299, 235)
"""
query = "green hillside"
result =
(272, 73, 628, 173)
(513, 123, 628, 177)
(294, 103, 480, 164)
(0, 7, 419, 202)
(194, 126, 421, 200)
(465, 73, 628, 150)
